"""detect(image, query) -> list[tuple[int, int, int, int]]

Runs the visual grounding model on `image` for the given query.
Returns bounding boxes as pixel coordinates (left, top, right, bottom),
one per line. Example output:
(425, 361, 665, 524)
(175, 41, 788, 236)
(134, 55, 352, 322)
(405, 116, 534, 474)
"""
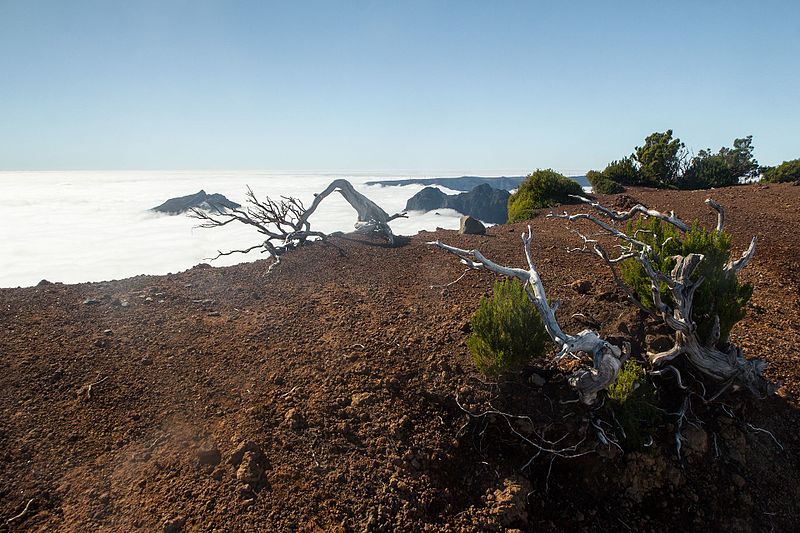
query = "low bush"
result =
(619, 218, 752, 345)
(507, 169, 583, 222)
(587, 170, 625, 194)
(601, 157, 641, 186)
(761, 159, 800, 183)
(467, 279, 550, 375)
(678, 136, 760, 189)
(606, 360, 660, 449)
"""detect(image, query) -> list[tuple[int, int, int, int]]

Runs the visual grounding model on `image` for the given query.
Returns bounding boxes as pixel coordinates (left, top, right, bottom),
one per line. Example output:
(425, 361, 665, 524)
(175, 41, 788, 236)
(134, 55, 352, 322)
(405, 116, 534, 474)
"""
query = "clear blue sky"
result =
(1, 0, 798, 173)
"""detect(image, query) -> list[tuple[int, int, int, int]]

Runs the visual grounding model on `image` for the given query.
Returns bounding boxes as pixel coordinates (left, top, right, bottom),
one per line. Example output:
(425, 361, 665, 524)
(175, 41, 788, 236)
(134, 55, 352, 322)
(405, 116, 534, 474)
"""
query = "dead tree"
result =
(429, 227, 630, 405)
(192, 179, 406, 267)
(549, 195, 775, 399)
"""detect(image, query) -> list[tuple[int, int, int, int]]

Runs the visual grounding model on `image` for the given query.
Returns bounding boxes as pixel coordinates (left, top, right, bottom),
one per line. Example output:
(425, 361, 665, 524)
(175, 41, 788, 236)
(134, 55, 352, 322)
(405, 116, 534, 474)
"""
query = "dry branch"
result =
(552, 197, 775, 399)
(191, 179, 406, 266)
(5, 498, 35, 526)
(429, 227, 629, 405)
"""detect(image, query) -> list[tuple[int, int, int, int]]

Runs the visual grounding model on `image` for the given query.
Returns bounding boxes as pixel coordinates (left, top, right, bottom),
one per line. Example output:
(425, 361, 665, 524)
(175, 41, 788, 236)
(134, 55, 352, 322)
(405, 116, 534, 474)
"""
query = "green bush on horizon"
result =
(634, 130, 686, 187)
(619, 218, 752, 346)
(601, 157, 641, 187)
(467, 279, 550, 375)
(587, 170, 625, 194)
(678, 136, 760, 190)
(507, 169, 583, 222)
(761, 159, 800, 183)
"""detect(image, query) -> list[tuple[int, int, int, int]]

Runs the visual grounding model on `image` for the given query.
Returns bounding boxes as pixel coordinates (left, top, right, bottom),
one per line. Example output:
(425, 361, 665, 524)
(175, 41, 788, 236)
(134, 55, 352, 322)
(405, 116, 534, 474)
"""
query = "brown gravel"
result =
(1, 183, 799, 531)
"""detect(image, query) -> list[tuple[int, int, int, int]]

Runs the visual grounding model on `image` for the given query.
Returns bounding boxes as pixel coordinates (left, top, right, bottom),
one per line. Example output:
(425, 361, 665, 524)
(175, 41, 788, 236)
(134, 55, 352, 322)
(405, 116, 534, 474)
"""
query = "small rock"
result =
(236, 451, 267, 492)
(284, 408, 306, 430)
(228, 441, 265, 467)
(207, 311, 221, 317)
(83, 298, 101, 305)
(488, 477, 532, 527)
(570, 279, 592, 294)
(459, 215, 486, 235)
(103, 329, 113, 336)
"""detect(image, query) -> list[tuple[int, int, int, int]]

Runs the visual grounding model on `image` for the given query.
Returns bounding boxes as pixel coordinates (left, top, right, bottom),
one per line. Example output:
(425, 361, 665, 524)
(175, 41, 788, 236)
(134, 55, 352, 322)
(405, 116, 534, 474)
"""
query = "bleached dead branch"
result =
(551, 197, 775, 399)
(429, 227, 629, 405)
(192, 179, 406, 266)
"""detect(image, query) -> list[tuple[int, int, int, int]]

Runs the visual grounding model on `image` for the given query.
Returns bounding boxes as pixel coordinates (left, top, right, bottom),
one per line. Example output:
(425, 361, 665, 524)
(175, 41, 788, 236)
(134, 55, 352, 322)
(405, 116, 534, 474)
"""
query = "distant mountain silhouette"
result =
(367, 175, 588, 192)
(151, 190, 241, 215)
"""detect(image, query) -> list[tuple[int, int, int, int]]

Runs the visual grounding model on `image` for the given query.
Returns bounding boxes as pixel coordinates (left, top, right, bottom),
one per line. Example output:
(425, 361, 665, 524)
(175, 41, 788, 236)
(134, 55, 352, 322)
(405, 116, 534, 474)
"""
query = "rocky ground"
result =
(1, 183, 799, 531)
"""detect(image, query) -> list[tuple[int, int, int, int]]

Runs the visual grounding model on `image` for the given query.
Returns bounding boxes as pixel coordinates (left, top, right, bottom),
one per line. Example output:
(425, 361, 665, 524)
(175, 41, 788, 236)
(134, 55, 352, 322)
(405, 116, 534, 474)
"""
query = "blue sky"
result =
(1, 0, 798, 173)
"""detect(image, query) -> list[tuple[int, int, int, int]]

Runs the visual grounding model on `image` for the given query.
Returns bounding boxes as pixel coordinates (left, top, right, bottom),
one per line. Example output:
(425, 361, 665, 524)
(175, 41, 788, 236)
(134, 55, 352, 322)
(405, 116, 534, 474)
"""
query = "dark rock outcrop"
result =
(151, 190, 240, 215)
(405, 184, 510, 224)
(459, 216, 486, 235)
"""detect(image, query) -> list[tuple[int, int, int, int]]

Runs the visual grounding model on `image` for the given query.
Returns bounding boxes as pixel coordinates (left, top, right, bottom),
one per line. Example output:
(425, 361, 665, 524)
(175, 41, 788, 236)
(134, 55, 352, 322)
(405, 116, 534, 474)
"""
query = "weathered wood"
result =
(192, 179, 406, 264)
(429, 227, 629, 405)
(296, 179, 406, 245)
(557, 198, 775, 399)
(570, 195, 690, 232)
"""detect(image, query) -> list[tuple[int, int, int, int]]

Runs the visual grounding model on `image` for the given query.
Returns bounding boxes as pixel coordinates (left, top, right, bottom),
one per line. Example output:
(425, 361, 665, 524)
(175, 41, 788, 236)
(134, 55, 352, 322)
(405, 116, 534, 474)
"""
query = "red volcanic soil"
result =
(1, 184, 799, 531)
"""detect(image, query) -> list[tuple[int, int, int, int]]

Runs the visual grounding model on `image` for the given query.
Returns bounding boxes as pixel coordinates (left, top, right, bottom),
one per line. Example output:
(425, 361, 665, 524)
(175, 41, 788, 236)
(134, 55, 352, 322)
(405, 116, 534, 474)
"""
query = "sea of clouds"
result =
(0, 171, 471, 288)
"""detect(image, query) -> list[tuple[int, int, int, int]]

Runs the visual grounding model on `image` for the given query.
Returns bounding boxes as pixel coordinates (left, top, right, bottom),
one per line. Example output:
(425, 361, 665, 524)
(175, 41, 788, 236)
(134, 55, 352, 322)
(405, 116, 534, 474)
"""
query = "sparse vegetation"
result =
(507, 169, 583, 222)
(761, 158, 800, 183)
(601, 157, 640, 186)
(592, 132, 764, 190)
(619, 218, 752, 345)
(634, 129, 687, 187)
(606, 360, 660, 449)
(679, 136, 760, 189)
(587, 169, 625, 194)
(466, 279, 550, 375)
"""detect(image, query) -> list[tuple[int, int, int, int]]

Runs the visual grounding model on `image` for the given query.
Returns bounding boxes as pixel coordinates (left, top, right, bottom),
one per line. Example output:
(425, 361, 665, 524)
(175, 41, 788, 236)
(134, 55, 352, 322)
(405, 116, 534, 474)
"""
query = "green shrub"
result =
(507, 169, 584, 222)
(619, 218, 752, 345)
(587, 170, 625, 194)
(606, 360, 660, 449)
(679, 152, 736, 189)
(601, 157, 641, 186)
(634, 130, 686, 187)
(607, 360, 646, 403)
(467, 279, 550, 375)
(678, 136, 759, 189)
(762, 158, 800, 183)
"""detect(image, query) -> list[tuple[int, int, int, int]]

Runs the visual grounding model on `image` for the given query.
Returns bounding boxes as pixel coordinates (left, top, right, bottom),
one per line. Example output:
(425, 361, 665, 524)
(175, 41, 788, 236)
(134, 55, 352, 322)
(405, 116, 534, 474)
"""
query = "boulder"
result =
(459, 216, 486, 235)
(151, 190, 241, 215)
(405, 183, 510, 224)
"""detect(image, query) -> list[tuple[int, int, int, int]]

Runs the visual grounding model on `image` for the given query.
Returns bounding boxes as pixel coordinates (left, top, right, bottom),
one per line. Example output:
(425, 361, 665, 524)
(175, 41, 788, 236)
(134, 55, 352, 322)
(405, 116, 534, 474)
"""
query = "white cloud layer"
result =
(0, 171, 466, 288)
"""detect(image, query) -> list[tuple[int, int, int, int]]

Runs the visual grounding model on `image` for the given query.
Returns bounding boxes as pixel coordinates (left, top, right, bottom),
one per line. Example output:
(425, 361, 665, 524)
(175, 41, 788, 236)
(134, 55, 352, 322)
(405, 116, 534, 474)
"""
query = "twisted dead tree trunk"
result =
(550, 195, 775, 399)
(429, 227, 630, 405)
(191, 179, 406, 267)
(296, 179, 406, 245)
